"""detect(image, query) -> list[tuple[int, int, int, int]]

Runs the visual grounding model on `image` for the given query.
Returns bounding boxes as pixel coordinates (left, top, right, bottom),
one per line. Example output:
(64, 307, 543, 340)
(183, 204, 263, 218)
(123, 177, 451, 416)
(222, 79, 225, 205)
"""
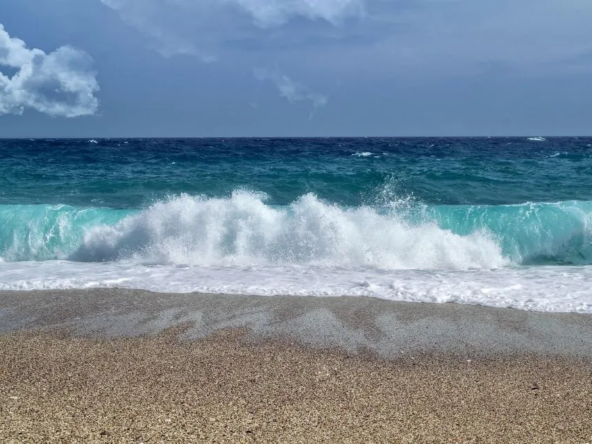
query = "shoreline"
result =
(2, 290, 592, 442)
(1, 289, 592, 358)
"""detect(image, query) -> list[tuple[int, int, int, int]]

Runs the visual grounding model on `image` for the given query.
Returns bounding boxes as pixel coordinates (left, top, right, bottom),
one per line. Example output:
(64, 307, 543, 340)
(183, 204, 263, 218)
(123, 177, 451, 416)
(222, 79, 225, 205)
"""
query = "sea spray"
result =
(68, 192, 506, 269)
(1, 191, 591, 268)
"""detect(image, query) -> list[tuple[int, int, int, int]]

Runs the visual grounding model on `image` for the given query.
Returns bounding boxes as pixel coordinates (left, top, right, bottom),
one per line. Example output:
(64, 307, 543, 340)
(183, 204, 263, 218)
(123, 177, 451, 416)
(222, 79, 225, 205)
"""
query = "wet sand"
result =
(1, 289, 592, 442)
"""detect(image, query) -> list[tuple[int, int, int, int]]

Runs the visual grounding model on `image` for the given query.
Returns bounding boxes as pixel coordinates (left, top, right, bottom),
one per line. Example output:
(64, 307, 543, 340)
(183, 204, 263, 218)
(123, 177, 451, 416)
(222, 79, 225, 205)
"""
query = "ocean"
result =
(0, 137, 591, 312)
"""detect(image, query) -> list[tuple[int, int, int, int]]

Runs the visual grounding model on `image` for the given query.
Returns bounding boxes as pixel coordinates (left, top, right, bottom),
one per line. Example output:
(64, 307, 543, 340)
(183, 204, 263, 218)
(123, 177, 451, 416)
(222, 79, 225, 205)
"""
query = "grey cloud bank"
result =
(99, 0, 592, 69)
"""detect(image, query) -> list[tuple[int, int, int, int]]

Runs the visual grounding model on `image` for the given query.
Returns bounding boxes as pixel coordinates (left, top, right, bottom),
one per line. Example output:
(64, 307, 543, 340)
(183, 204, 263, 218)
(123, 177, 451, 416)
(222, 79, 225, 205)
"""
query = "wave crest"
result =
(2, 192, 591, 269)
(70, 192, 506, 270)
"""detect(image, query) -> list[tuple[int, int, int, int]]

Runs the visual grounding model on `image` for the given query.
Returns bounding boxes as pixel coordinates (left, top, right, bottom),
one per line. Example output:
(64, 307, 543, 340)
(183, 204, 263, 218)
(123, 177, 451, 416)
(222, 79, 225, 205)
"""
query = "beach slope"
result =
(1, 289, 591, 442)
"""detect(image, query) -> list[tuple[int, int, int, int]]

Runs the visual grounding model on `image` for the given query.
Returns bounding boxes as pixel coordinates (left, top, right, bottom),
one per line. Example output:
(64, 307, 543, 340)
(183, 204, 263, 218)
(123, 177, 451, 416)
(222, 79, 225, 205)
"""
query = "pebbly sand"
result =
(1, 289, 592, 443)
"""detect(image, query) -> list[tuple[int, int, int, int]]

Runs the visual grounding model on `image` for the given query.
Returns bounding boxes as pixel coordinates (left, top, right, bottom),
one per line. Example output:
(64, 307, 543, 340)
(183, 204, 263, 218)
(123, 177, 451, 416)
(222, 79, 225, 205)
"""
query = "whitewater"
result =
(1, 138, 591, 312)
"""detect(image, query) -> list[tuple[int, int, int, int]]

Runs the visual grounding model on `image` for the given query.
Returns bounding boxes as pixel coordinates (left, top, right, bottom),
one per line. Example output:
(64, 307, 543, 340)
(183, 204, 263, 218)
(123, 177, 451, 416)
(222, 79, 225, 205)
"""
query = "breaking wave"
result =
(1, 191, 591, 269)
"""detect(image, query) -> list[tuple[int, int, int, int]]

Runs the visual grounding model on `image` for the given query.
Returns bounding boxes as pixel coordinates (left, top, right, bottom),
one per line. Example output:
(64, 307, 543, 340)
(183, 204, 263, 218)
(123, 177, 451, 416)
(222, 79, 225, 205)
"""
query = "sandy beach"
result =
(1, 290, 592, 442)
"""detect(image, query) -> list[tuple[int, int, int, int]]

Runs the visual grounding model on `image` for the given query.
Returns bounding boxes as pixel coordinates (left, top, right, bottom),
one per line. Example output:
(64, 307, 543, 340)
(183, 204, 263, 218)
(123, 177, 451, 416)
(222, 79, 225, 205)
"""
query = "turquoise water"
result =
(0, 199, 591, 266)
(2, 137, 592, 312)
(1, 137, 591, 267)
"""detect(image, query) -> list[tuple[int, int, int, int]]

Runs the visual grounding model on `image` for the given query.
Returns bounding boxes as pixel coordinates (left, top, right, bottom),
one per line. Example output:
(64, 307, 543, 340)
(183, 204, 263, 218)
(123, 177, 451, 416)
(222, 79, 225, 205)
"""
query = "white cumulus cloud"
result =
(0, 24, 100, 117)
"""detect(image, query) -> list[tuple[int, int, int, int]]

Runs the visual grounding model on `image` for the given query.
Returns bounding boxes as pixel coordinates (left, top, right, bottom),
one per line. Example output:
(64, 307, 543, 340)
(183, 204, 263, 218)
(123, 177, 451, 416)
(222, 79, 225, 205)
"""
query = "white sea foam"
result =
(1, 192, 591, 313)
(528, 137, 546, 142)
(0, 261, 591, 313)
(352, 151, 373, 157)
(69, 192, 508, 270)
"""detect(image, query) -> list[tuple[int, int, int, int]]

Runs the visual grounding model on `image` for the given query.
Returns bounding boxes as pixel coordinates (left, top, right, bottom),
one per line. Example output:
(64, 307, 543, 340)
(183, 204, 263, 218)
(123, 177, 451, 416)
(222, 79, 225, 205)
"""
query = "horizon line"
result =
(1, 135, 591, 140)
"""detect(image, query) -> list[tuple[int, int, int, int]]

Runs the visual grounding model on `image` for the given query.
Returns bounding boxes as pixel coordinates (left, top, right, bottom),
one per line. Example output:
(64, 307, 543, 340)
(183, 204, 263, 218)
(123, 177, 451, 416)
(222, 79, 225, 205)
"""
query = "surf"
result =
(0, 191, 591, 269)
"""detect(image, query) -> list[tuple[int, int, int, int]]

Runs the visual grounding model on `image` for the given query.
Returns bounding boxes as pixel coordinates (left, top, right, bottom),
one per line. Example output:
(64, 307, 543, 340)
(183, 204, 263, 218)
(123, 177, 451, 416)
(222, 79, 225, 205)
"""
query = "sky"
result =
(0, 0, 591, 137)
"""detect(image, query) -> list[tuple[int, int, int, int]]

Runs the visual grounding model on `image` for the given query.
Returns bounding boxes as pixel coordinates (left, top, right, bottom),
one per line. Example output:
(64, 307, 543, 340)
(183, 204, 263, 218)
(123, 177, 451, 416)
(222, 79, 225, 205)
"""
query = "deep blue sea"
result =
(1, 137, 591, 312)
